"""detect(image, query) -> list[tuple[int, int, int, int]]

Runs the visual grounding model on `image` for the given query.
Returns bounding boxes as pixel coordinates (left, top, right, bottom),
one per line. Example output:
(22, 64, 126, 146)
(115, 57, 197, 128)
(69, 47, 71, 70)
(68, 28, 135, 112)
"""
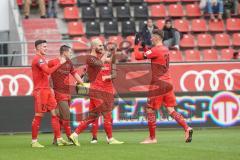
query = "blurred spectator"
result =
(224, 0, 239, 18)
(24, 0, 46, 19)
(232, 51, 239, 60)
(47, 0, 57, 18)
(140, 19, 158, 47)
(162, 19, 181, 50)
(205, 0, 224, 21)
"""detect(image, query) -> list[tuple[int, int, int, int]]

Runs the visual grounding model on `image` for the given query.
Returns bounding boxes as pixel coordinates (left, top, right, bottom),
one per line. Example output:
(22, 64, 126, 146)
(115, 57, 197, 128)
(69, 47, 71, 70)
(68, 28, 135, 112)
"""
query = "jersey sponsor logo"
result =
(145, 50, 152, 55)
(38, 59, 44, 65)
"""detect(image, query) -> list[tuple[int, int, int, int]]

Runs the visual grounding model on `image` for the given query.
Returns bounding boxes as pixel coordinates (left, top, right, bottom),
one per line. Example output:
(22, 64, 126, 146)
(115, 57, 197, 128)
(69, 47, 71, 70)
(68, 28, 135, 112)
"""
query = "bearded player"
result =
(134, 30, 193, 144)
(70, 38, 123, 146)
(48, 45, 83, 143)
(31, 40, 69, 147)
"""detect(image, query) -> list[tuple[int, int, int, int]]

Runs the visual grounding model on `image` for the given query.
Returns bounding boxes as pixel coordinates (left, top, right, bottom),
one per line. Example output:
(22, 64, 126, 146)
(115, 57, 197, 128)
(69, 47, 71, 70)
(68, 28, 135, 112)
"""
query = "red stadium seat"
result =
(108, 36, 123, 48)
(209, 20, 225, 32)
(173, 19, 190, 32)
(185, 4, 201, 17)
(191, 19, 207, 32)
(226, 18, 240, 31)
(59, 0, 76, 6)
(180, 34, 195, 48)
(232, 33, 240, 47)
(202, 49, 218, 61)
(221, 48, 235, 60)
(90, 36, 106, 43)
(168, 4, 184, 17)
(63, 6, 79, 20)
(197, 34, 213, 47)
(155, 19, 165, 29)
(169, 50, 183, 62)
(144, 0, 162, 3)
(17, 0, 23, 6)
(185, 50, 201, 61)
(163, 0, 180, 2)
(215, 33, 231, 47)
(149, 5, 167, 18)
(67, 22, 84, 36)
(72, 37, 90, 51)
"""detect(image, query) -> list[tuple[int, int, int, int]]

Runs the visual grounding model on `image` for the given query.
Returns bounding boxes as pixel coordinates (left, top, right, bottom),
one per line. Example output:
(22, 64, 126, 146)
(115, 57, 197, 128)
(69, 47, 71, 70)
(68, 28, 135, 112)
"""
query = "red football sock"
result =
(75, 118, 95, 135)
(170, 111, 189, 131)
(92, 118, 99, 139)
(147, 112, 156, 139)
(32, 116, 42, 140)
(61, 119, 71, 138)
(51, 116, 61, 139)
(103, 113, 112, 139)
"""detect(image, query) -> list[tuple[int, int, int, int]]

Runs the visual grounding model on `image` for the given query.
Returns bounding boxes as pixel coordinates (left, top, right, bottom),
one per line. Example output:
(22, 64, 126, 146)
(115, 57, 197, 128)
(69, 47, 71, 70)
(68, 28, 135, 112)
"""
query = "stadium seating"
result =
(173, 19, 190, 32)
(197, 34, 213, 48)
(112, 0, 127, 6)
(180, 34, 195, 48)
(67, 21, 84, 36)
(77, 0, 92, 6)
(138, 21, 147, 31)
(221, 48, 234, 60)
(232, 33, 240, 47)
(144, 0, 162, 3)
(215, 33, 231, 47)
(168, 4, 184, 17)
(63, 6, 79, 20)
(85, 21, 100, 36)
(99, 6, 113, 20)
(149, 4, 167, 18)
(72, 37, 90, 51)
(133, 4, 149, 19)
(108, 36, 124, 48)
(191, 19, 207, 32)
(95, 0, 108, 6)
(202, 49, 218, 61)
(155, 19, 165, 29)
(185, 50, 201, 61)
(226, 18, 240, 31)
(126, 35, 135, 46)
(116, 6, 131, 20)
(169, 50, 183, 62)
(129, 0, 144, 5)
(122, 21, 136, 36)
(208, 20, 225, 32)
(81, 6, 96, 20)
(59, 0, 76, 6)
(185, 4, 201, 17)
(104, 21, 119, 35)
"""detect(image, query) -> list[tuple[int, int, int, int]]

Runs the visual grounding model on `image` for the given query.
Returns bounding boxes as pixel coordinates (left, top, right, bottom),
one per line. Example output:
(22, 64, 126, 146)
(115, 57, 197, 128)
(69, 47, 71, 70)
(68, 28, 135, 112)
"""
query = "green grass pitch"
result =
(0, 128, 239, 160)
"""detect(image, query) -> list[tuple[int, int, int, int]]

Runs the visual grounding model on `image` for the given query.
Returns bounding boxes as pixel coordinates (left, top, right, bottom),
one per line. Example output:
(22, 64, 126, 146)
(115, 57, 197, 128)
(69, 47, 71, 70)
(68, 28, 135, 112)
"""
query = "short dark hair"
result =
(152, 29, 164, 39)
(165, 19, 172, 24)
(60, 45, 71, 55)
(35, 40, 47, 48)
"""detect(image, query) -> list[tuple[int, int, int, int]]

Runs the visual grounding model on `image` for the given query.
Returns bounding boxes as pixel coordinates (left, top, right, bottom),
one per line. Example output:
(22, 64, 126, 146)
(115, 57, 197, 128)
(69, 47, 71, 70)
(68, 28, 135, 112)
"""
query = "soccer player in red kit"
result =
(134, 30, 193, 144)
(31, 40, 69, 147)
(48, 45, 83, 143)
(70, 38, 123, 146)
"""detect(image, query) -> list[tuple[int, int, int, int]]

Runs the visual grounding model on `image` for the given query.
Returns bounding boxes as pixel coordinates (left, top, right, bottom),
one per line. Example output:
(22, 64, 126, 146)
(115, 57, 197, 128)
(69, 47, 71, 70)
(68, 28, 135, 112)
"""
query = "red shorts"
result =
(33, 88, 57, 113)
(89, 94, 114, 114)
(147, 90, 177, 109)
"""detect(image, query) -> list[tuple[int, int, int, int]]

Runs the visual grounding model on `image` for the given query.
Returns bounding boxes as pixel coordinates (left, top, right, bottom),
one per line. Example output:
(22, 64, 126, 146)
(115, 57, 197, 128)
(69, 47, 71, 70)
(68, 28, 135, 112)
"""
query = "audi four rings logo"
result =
(0, 74, 33, 96)
(180, 69, 240, 91)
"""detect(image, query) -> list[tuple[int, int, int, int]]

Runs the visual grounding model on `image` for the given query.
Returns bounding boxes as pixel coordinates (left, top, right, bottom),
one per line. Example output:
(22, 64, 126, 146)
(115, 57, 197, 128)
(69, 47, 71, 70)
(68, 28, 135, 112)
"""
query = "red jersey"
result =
(145, 45, 171, 82)
(48, 58, 77, 94)
(86, 55, 113, 92)
(31, 54, 60, 90)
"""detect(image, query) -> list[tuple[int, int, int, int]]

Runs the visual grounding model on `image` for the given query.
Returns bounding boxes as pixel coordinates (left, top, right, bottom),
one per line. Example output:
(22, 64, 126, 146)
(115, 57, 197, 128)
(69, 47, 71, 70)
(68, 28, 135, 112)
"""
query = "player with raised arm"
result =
(134, 30, 193, 144)
(70, 38, 123, 146)
(48, 45, 84, 144)
(31, 40, 69, 147)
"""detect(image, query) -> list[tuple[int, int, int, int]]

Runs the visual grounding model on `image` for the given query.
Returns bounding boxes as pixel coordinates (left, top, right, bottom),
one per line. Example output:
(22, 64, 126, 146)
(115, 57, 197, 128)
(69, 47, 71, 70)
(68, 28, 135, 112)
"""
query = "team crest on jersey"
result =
(146, 50, 152, 55)
(38, 59, 44, 65)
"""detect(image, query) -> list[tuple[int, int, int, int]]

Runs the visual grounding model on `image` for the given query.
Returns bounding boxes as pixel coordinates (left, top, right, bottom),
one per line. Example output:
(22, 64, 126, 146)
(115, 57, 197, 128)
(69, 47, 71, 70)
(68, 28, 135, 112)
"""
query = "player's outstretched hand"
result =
(76, 83, 89, 95)
(134, 32, 141, 45)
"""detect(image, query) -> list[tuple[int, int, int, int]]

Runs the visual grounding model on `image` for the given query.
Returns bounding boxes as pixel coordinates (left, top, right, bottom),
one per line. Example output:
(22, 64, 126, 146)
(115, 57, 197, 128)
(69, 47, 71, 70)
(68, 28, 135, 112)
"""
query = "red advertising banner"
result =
(0, 61, 240, 96)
